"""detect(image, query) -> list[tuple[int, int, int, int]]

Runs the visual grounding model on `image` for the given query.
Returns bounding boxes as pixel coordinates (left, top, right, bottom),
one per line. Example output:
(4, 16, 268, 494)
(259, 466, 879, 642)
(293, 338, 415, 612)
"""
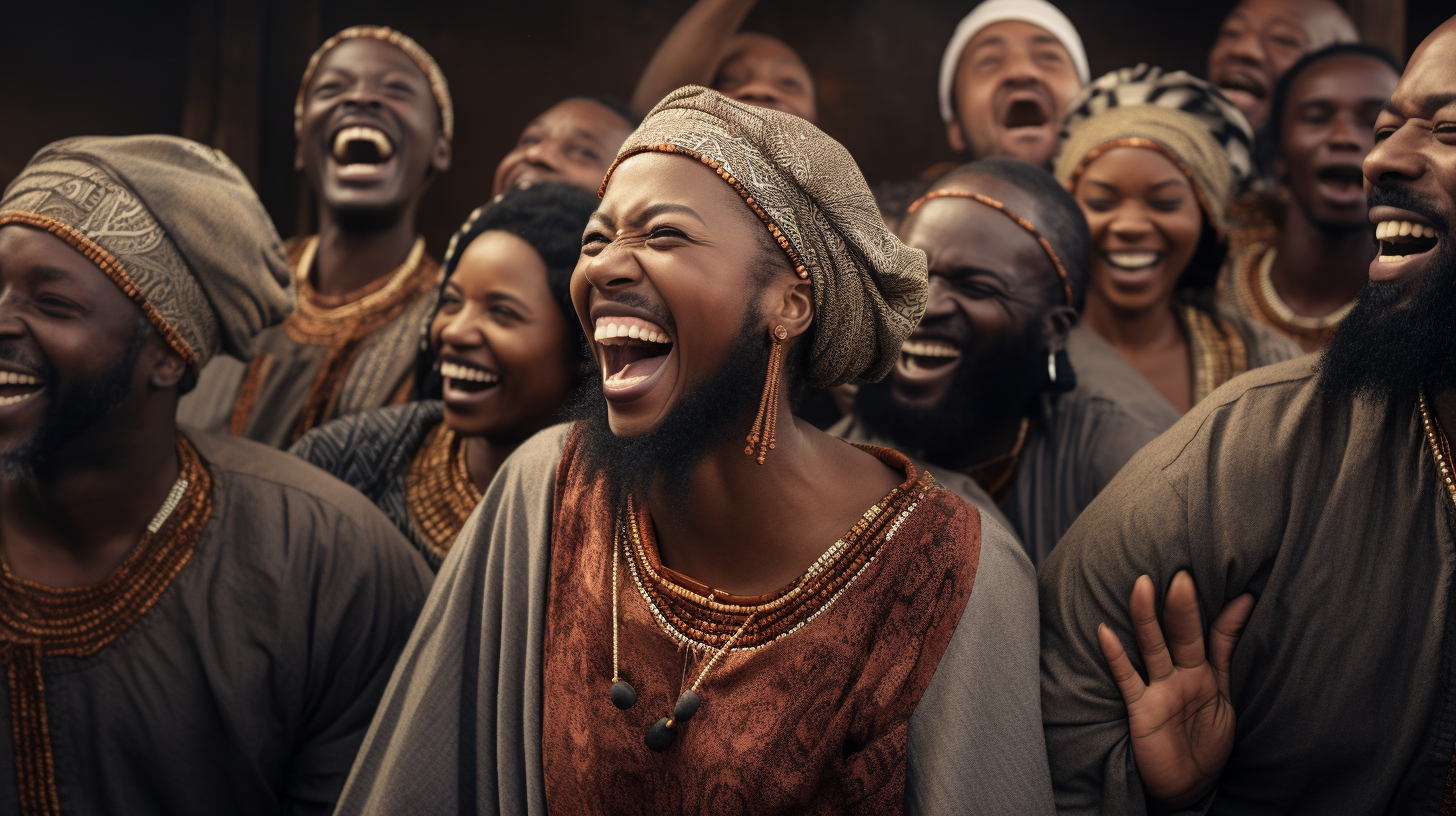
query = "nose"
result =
(924, 275, 959, 318)
(0, 287, 24, 338)
(1223, 29, 1265, 65)
(1328, 110, 1363, 153)
(438, 302, 485, 350)
(339, 78, 383, 109)
(1364, 124, 1426, 188)
(1108, 205, 1155, 243)
(1000, 45, 1041, 83)
(522, 138, 559, 169)
(577, 237, 644, 295)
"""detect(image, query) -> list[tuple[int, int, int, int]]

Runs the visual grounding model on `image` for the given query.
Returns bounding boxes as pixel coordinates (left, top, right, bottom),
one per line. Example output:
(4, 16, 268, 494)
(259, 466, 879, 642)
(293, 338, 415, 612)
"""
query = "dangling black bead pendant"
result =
(673, 690, 701, 723)
(610, 680, 637, 710)
(608, 524, 636, 710)
(645, 717, 676, 752)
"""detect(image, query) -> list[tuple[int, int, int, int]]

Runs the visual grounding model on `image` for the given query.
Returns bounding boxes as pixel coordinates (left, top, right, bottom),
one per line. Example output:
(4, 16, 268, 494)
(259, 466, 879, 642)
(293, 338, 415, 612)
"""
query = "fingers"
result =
(1098, 622, 1148, 706)
(1163, 571, 1209, 670)
(1129, 575, 1175, 681)
(1209, 592, 1257, 695)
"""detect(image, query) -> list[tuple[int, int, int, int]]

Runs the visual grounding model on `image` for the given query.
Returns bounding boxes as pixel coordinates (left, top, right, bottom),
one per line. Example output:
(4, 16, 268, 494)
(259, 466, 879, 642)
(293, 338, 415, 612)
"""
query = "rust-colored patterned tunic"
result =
(542, 432, 981, 813)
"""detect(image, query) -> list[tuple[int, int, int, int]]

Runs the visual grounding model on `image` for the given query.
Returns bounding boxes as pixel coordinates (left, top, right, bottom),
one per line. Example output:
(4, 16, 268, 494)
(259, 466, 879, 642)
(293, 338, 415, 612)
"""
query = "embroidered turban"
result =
(0, 135, 293, 371)
(1055, 65, 1255, 198)
(601, 86, 928, 387)
(1055, 103, 1237, 238)
(296, 25, 454, 141)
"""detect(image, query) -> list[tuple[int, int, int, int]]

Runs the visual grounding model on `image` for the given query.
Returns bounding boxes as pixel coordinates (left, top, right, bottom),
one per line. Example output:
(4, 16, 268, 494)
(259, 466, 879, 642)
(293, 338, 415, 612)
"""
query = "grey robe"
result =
(335, 423, 1054, 814)
(0, 431, 433, 815)
(1040, 355, 1456, 814)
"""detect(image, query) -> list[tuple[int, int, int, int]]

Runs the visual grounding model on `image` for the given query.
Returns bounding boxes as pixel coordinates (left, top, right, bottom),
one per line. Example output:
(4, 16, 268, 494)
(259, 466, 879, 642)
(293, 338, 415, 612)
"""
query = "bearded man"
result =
(0, 136, 430, 814)
(181, 25, 453, 447)
(939, 0, 1089, 169)
(334, 87, 1052, 814)
(1041, 16, 1456, 813)
(840, 159, 1179, 565)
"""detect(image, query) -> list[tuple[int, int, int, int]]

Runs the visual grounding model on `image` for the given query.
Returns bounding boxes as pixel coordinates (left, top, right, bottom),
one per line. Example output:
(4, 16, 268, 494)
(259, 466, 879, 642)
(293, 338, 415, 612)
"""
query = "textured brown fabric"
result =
(295, 26, 453, 141)
(1054, 106, 1237, 237)
(541, 429, 979, 813)
(606, 86, 928, 387)
(1041, 356, 1456, 813)
(0, 135, 292, 369)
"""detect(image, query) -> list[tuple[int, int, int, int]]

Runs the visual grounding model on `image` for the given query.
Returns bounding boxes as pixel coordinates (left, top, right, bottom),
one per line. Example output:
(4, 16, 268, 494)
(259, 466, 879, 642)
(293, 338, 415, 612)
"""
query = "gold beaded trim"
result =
(0, 212, 197, 370)
(619, 445, 935, 652)
(907, 189, 1075, 306)
(599, 143, 812, 283)
(1, 435, 212, 816)
(1243, 245, 1352, 344)
(1420, 394, 1456, 509)
(406, 422, 482, 560)
(1065, 137, 1225, 240)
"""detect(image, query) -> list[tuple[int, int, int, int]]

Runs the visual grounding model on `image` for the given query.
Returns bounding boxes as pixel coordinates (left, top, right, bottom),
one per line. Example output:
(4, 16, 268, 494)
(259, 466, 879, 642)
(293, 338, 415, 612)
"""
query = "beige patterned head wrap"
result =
(601, 86, 928, 387)
(1054, 104, 1236, 238)
(0, 135, 293, 371)
(296, 26, 454, 141)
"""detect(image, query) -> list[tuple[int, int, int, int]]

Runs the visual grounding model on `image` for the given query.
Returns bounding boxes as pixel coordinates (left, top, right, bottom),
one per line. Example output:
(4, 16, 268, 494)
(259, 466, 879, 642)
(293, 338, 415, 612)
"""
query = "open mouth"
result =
(1315, 165, 1365, 202)
(1216, 72, 1267, 109)
(899, 338, 962, 375)
(441, 360, 499, 394)
(331, 126, 396, 178)
(1104, 251, 1162, 271)
(0, 370, 43, 408)
(1376, 219, 1440, 263)
(594, 316, 673, 391)
(1004, 98, 1049, 130)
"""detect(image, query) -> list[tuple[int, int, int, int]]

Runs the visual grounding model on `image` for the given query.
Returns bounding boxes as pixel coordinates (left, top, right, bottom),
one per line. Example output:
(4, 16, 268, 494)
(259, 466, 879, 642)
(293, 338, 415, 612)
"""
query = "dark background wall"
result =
(1, 0, 1446, 256)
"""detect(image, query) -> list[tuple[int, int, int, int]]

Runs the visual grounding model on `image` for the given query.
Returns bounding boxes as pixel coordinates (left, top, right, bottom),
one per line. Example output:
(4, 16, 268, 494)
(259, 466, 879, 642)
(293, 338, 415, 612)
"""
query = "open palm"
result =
(1098, 571, 1255, 810)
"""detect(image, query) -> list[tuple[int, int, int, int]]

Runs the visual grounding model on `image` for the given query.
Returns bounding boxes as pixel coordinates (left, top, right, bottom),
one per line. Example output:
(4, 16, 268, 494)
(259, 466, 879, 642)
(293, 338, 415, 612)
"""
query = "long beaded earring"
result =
(745, 325, 788, 464)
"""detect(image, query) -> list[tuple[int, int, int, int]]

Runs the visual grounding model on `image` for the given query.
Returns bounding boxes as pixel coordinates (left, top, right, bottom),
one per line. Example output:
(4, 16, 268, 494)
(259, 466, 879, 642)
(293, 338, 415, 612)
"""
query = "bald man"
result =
(630, 0, 816, 122)
(1207, 0, 1358, 131)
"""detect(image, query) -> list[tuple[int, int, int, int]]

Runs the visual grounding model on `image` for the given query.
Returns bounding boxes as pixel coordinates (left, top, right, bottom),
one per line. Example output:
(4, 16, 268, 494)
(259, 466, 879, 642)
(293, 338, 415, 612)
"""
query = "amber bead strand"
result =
(745, 325, 787, 464)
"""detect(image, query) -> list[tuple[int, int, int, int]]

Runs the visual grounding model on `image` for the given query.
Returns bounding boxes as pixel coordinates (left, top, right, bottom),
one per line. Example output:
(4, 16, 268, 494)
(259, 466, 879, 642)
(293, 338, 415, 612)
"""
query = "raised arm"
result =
(630, 0, 759, 117)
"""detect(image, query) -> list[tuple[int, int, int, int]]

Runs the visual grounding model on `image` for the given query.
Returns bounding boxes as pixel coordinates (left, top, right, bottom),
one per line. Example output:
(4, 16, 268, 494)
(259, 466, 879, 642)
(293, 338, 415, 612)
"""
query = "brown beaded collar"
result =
(406, 422, 482, 561)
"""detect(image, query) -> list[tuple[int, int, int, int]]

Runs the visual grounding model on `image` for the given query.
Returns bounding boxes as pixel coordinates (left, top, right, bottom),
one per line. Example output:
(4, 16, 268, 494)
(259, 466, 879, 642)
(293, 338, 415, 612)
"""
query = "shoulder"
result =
(1062, 324, 1182, 437)
(1223, 307, 1305, 366)
(501, 423, 573, 488)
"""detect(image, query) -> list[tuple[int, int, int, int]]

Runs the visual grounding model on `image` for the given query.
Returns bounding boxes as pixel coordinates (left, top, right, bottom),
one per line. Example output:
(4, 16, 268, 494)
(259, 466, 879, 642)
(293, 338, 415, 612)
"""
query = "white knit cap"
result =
(938, 0, 1090, 123)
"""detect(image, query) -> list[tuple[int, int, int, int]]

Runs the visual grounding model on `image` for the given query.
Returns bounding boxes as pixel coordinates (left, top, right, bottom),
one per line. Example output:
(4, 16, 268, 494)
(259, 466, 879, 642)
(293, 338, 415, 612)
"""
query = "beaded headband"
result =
(907, 189, 1074, 306)
(0, 211, 198, 369)
(1065, 137, 1223, 240)
(295, 25, 454, 141)
(598, 143, 812, 283)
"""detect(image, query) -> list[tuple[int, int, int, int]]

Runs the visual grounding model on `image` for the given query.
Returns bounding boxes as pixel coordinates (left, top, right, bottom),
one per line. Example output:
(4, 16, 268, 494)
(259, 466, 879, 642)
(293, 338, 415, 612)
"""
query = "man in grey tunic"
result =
(0, 135, 431, 814)
(1041, 16, 1456, 813)
(839, 159, 1179, 564)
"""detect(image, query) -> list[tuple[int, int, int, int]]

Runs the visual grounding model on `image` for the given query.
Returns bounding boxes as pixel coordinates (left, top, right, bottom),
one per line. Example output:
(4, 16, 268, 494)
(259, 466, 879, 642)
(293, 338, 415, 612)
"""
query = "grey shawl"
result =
(1041, 355, 1456, 813)
(335, 423, 1053, 814)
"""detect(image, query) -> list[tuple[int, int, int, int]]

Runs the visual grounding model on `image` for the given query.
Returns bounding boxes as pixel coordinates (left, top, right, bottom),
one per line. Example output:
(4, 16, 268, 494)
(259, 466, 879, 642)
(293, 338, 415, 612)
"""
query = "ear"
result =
(770, 278, 814, 341)
(945, 119, 967, 154)
(431, 133, 453, 175)
(148, 345, 189, 391)
(1040, 304, 1077, 353)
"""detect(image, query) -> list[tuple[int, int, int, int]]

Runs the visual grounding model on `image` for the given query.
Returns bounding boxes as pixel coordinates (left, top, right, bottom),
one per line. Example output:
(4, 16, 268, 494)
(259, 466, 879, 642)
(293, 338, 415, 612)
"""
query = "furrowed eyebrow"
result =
(1383, 93, 1456, 118)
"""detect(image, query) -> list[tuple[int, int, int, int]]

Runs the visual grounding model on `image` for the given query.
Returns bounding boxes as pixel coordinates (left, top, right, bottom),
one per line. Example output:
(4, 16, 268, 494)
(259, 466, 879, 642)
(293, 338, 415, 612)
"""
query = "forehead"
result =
(452, 230, 547, 288)
(0, 224, 140, 309)
(1290, 54, 1399, 103)
(530, 99, 632, 139)
(905, 179, 1051, 265)
(313, 38, 425, 82)
(1081, 146, 1189, 184)
(719, 34, 811, 77)
(965, 19, 1065, 52)
(1394, 26, 1456, 113)
(597, 152, 755, 222)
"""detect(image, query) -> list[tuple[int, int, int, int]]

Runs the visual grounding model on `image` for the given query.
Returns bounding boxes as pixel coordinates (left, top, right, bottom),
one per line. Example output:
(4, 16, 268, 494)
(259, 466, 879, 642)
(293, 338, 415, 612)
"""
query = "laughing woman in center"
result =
(333, 86, 1053, 814)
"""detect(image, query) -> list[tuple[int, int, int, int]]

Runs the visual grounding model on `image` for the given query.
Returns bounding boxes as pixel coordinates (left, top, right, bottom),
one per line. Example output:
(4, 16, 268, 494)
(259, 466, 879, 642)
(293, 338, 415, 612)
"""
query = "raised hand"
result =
(1097, 571, 1255, 810)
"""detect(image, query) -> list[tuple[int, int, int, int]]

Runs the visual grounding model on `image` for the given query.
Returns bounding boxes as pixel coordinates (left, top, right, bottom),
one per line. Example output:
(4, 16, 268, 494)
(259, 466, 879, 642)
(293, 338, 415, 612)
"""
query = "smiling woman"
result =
(290, 182, 596, 569)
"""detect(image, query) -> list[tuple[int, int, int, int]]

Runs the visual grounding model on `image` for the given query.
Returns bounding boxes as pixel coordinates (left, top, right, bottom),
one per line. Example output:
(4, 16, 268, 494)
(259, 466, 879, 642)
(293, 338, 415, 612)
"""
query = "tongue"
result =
(604, 353, 668, 387)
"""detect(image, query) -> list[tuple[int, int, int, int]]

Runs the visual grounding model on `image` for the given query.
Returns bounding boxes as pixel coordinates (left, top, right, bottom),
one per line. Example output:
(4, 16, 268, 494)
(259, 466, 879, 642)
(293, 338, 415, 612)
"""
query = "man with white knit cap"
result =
(939, 0, 1089, 169)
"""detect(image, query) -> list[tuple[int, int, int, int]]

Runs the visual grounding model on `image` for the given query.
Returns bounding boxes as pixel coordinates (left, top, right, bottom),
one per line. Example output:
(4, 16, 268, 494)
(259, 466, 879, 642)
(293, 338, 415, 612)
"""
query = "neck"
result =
(0, 409, 182, 587)
(936, 402, 1030, 472)
(1270, 202, 1372, 316)
(460, 433, 516, 494)
(646, 398, 898, 596)
(1083, 291, 1184, 352)
(311, 202, 419, 298)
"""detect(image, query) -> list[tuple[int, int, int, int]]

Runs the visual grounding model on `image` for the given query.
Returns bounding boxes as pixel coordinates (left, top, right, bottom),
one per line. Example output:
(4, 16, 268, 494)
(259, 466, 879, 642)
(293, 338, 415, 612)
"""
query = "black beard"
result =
(1318, 187, 1456, 406)
(572, 310, 771, 513)
(0, 318, 148, 482)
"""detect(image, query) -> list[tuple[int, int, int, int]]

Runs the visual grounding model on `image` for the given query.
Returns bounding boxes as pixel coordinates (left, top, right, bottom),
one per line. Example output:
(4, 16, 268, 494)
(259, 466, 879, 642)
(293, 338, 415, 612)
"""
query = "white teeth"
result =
(1106, 251, 1160, 270)
(901, 340, 962, 358)
(0, 372, 40, 386)
(603, 364, 649, 389)
(1400, 221, 1413, 236)
(440, 361, 499, 384)
(332, 126, 394, 161)
(1377, 220, 1440, 244)
(0, 391, 38, 406)
(1379, 254, 1410, 263)
(1412, 223, 1425, 238)
(593, 318, 670, 345)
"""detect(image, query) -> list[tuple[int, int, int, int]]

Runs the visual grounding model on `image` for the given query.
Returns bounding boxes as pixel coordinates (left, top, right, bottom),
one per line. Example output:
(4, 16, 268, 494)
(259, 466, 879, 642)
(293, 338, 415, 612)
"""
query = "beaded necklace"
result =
(406, 422, 482, 560)
(1420, 394, 1456, 509)
(1238, 245, 1352, 347)
(0, 435, 212, 816)
(606, 446, 936, 751)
